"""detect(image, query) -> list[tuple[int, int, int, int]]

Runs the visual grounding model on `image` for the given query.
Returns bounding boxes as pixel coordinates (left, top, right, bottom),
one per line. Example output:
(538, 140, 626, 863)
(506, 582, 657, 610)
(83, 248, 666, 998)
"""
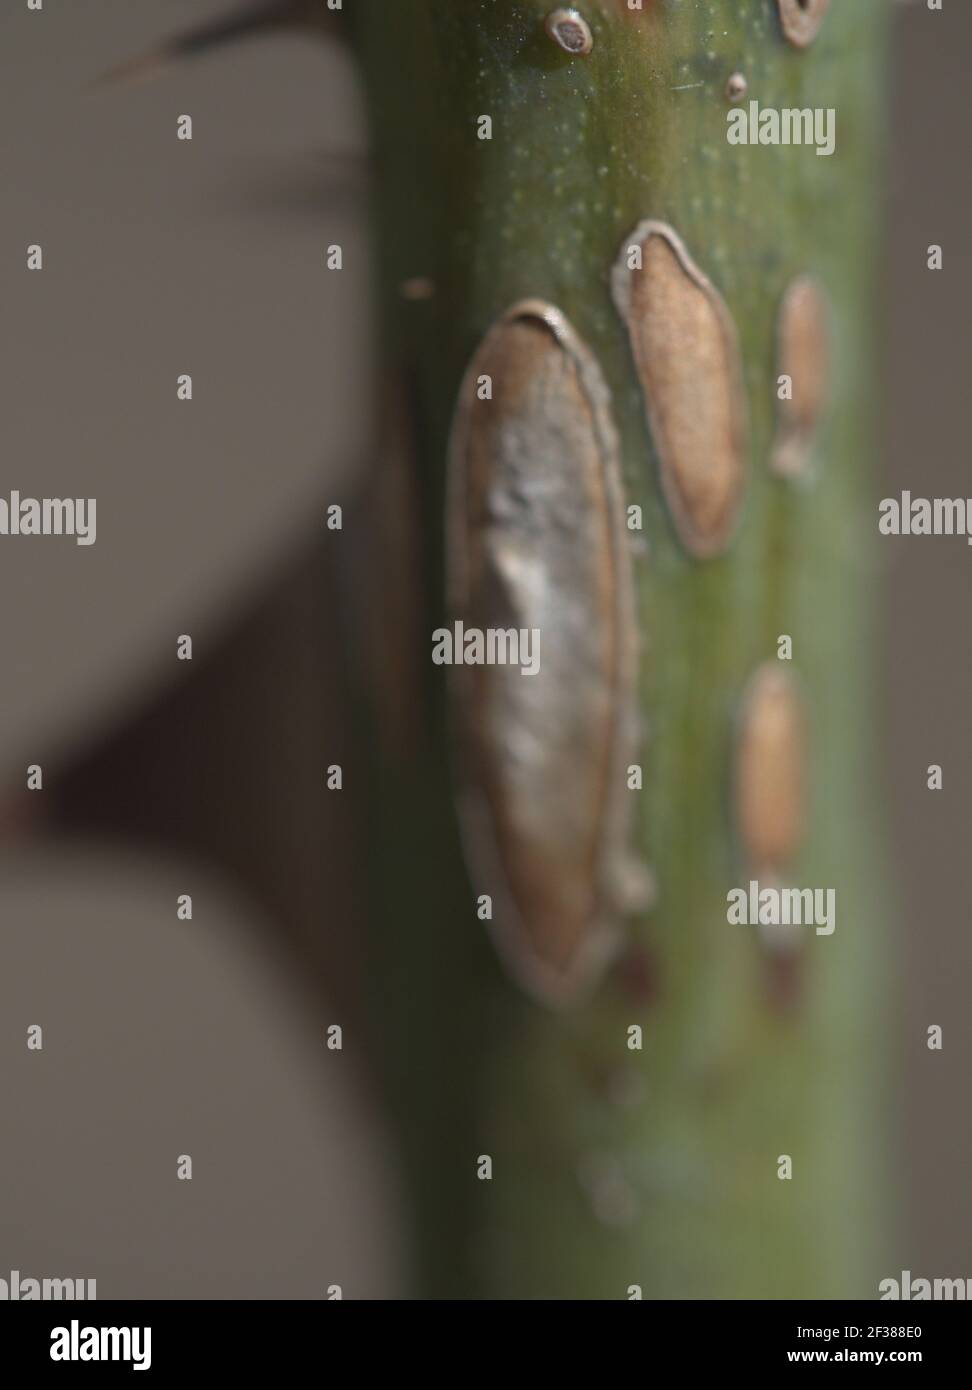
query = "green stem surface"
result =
(353, 0, 890, 1299)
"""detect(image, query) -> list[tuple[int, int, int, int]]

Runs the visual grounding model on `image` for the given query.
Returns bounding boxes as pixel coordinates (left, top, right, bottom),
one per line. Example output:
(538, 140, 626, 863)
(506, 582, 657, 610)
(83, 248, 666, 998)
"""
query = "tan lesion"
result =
(612, 221, 749, 560)
(776, 0, 830, 49)
(448, 302, 642, 1002)
(735, 665, 807, 877)
(771, 276, 831, 479)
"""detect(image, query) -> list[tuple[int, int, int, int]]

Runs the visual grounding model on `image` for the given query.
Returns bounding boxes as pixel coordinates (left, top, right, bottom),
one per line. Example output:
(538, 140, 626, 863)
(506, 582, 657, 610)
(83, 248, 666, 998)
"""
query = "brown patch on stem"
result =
(612, 221, 748, 559)
(776, 0, 830, 49)
(447, 301, 646, 1005)
(771, 276, 830, 479)
(763, 943, 807, 1015)
(735, 665, 806, 874)
(614, 942, 658, 1006)
(399, 276, 436, 302)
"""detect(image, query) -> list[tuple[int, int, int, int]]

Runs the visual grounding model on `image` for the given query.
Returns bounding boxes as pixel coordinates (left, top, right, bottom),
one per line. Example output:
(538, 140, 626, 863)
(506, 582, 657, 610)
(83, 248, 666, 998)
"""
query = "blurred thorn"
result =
(94, 0, 342, 89)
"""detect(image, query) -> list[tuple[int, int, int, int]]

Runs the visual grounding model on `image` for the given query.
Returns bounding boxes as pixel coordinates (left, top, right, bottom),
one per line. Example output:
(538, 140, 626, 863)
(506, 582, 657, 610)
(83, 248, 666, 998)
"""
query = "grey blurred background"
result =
(884, 0, 972, 1281)
(0, 0, 968, 1296)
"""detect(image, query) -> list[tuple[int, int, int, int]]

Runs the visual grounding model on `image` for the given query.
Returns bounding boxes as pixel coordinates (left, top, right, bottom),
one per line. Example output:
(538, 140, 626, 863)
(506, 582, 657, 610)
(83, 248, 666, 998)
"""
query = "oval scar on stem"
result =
(446, 300, 648, 1006)
(735, 664, 807, 876)
(771, 276, 830, 480)
(726, 71, 748, 103)
(776, 0, 830, 49)
(544, 8, 594, 56)
(611, 220, 749, 560)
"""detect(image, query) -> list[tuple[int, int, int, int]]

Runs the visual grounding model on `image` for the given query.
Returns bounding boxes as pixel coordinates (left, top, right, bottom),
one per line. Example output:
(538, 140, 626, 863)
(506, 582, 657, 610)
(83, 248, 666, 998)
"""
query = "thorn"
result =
(94, 1, 326, 89)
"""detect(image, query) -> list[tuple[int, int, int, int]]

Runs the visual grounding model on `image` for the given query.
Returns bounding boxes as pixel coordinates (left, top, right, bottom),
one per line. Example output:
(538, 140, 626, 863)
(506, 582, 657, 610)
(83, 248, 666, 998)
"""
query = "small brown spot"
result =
(763, 937, 807, 1014)
(726, 71, 748, 103)
(612, 220, 749, 559)
(735, 665, 806, 874)
(399, 276, 435, 302)
(544, 8, 594, 56)
(771, 276, 830, 479)
(776, 0, 830, 49)
(614, 942, 658, 1006)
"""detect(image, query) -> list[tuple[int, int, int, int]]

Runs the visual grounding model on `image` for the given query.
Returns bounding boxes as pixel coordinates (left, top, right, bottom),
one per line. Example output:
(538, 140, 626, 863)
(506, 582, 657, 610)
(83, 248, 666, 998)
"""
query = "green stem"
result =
(353, 0, 890, 1299)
